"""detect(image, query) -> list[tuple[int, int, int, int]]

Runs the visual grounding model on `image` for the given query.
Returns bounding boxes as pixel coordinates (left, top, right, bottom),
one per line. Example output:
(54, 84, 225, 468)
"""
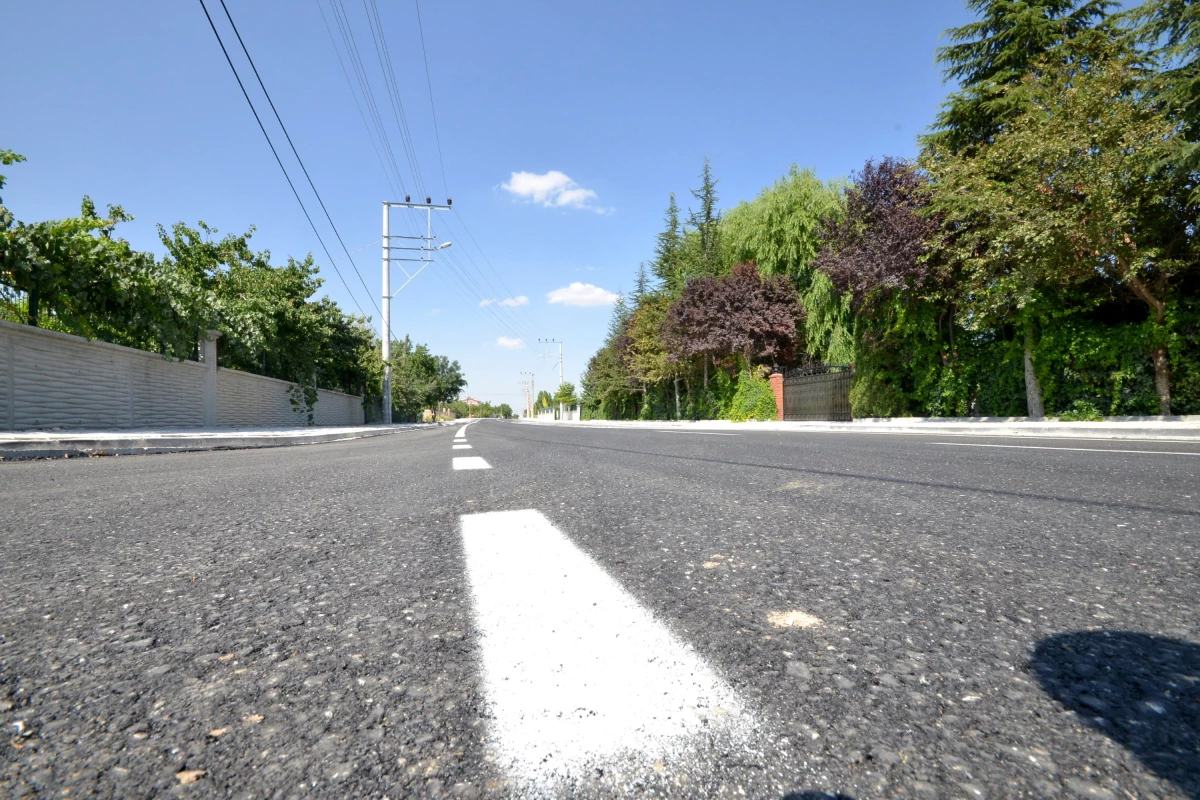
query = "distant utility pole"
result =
(520, 371, 535, 418)
(539, 338, 564, 419)
(381, 196, 452, 424)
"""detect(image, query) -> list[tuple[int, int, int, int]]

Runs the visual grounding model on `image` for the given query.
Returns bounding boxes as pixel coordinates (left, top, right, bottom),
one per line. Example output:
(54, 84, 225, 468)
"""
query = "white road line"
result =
(653, 430, 740, 436)
(452, 456, 490, 470)
(452, 444, 472, 450)
(934, 442, 1200, 457)
(461, 509, 755, 794)
(455, 430, 468, 440)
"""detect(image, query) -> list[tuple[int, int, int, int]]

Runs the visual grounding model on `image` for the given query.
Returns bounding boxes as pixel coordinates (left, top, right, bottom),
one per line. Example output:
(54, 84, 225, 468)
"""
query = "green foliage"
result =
(553, 382, 579, 407)
(722, 165, 844, 284)
(1058, 399, 1106, 421)
(0, 152, 469, 412)
(726, 367, 778, 422)
(389, 335, 465, 419)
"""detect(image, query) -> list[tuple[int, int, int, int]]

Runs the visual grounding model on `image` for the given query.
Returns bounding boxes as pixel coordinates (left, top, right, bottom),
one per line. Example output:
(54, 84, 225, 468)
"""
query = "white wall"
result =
(0, 320, 365, 431)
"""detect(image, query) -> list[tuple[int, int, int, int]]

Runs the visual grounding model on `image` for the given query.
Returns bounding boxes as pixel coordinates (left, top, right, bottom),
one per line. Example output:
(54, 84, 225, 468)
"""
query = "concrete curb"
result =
(0, 423, 443, 460)
(516, 418, 1200, 442)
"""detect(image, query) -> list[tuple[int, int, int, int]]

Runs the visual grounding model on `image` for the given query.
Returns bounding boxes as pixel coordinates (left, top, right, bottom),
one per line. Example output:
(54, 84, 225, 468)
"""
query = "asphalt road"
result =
(1, 421, 1197, 799)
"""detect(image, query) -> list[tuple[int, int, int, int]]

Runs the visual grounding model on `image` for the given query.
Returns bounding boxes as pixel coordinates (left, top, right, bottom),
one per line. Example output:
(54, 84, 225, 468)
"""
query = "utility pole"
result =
(539, 338, 564, 419)
(520, 371, 535, 418)
(381, 196, 452, 424)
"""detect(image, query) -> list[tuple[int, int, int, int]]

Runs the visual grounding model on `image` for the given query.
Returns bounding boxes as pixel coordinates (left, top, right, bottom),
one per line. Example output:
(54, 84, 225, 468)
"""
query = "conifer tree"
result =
(651, 193, 684, 294)
(687, 157, 722, 278)
(923, 0, 1114, 153)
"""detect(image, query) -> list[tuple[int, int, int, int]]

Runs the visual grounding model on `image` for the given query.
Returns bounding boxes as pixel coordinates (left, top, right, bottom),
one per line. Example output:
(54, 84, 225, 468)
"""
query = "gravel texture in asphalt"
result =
(1, 420, 1197, 799)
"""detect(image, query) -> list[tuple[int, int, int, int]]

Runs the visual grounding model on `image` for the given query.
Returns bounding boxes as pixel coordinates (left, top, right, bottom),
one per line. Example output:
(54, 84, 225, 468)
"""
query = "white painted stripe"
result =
(452, 444, 472, 450)
(461, 509, 755, 794)
(455, 430, 468, 440)
(452, 456, 491, 470)
(653, 430, 740, 436)
(934, 442, 1200, 457)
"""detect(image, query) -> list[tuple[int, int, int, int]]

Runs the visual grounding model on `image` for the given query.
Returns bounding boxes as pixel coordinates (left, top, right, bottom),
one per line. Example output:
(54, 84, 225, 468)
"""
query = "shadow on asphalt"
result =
(1032, 631, 1200, 798)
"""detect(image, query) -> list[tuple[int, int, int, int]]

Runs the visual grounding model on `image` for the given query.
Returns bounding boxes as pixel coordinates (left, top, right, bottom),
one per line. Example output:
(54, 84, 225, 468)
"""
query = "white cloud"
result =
(501, 170, 608, 212)
(479, 299, 495, 307)
(496, 336, 526, 350)
(428, 308, 441, 315)
(498, 295, 529, 307)
(546, 282, 620, 307)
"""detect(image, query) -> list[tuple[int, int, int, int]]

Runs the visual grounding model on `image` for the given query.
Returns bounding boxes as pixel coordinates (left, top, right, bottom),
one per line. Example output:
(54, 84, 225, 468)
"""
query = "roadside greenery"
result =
(582, 0, 1200, 420)
(0, 155, 465, 416)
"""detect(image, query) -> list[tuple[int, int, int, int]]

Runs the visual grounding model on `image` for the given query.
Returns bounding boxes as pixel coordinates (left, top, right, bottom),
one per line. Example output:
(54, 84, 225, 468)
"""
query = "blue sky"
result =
(3, 0, 972, 404)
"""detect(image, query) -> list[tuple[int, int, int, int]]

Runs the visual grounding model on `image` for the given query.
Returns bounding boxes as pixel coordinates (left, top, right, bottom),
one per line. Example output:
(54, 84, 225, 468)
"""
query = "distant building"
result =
(463, 397, 481, 407)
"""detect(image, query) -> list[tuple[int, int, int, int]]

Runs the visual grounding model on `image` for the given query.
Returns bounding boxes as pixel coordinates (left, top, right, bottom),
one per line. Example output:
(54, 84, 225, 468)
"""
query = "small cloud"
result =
(479, 299, 496, 307)
(501, 170, 609, 213)
(496, 336, 526, 350)
(546, 282, 619, 307)
(428, 308, 441, 315)
(498, 295, 529, 308)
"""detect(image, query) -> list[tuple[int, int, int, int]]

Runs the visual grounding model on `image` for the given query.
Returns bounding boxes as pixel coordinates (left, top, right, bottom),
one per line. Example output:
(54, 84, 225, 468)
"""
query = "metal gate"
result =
(782, 364, 852, 421)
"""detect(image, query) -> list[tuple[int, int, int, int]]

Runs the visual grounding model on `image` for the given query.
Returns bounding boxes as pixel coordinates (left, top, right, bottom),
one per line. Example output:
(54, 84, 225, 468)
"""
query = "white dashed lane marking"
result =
(452, 444, 472, 450)
(452, 456, 491, 470)
(460, 509, 755, 793)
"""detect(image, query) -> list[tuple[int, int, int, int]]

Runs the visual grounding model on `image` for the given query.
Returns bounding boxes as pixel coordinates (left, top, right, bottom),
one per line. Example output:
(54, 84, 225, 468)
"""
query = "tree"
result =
(651, 193, 685, 294)
(536, 390, 553, 410)
(924, 0, 1115, 153)
(496, 403, 514, 419)
(553, 382, 579, 408)
(925, 54, 1198, 414)
(815, 158, 939, 308)
(665, 263, 804, 368)
(723, 165, 844, 284)
(685, 157, 723, 279)
(1129, 0, 1200, 194)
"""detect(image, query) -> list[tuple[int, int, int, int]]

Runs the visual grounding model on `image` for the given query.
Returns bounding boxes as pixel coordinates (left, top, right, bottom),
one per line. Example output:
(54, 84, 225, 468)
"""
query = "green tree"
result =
(536, 389, 553, 410)
(553, 382, 579, 408)
(684, 157, 723, 280)
(651, 193, 685, 294)
(925, 53, 1197, 414)
(924, 0, 1115, 154)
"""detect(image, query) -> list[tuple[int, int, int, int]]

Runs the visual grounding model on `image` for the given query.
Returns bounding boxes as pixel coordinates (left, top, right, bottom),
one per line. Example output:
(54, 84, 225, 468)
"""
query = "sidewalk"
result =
(0, 423, 444, 460)
(518, 416, 1200, 442)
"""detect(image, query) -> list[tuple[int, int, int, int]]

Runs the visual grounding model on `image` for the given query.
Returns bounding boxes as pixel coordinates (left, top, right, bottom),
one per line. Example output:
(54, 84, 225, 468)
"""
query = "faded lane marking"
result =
(767, 610, 823, 629)
(461, 509, 756, 794)
(653, 430, 740, 436)
(934, 442, 1200, 457)
(453, 444, 472, 450)
(452, 456, 491, 470)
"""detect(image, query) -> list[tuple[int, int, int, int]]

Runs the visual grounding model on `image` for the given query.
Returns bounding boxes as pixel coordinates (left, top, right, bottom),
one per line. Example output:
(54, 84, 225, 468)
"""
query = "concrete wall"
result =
(0, 320, 364, 431)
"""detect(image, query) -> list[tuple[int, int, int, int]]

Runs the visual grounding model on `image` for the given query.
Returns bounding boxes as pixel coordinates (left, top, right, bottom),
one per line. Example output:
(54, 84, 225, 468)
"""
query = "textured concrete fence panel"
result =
(0, 320, 364, 431)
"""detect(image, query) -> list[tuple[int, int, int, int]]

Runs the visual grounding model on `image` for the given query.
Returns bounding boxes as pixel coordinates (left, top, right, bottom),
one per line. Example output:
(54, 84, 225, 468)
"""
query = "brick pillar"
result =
(769, 372, 784, 421)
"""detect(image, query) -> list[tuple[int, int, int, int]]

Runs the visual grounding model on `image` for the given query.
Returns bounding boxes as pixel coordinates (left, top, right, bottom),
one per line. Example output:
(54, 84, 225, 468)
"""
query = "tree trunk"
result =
(674, 375, 681, 419)
(1122, 261, 1171, 416)
(1023, 329, 1044, 420)
(1152, 348, 1171, 415)
(27, 282, 40, 327)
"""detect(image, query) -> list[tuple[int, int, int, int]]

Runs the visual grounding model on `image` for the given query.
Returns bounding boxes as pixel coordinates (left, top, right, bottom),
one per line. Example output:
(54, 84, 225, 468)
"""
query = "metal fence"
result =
(782, 363, 853, 421)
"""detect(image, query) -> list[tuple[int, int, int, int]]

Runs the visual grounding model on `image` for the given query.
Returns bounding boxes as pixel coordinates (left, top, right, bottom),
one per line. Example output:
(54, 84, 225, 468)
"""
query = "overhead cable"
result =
(197, 0, 376, 327)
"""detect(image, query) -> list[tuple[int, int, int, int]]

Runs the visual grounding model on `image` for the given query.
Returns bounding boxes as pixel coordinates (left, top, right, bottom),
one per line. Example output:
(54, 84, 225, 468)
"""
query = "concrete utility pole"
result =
(539, 338, 564, 419)
(520, 371, 535, 419)
(381, 197, 452, 424)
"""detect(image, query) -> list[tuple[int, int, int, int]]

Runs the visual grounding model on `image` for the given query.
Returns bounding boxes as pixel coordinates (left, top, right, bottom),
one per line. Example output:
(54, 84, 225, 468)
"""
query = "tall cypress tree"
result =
(923, 0, 1114, 153)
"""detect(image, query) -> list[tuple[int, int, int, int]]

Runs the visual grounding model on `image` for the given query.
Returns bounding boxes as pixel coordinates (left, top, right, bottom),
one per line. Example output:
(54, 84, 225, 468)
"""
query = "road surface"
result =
(2, 420, 1197, 799)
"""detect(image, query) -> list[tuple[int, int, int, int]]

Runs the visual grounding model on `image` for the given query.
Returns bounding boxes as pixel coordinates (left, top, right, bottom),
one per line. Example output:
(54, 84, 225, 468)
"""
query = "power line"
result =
(361, 0, 427, 198)
(196, 0, 375, 327)
(414, 0, 448, 198)
(215, 0, 381, 321)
